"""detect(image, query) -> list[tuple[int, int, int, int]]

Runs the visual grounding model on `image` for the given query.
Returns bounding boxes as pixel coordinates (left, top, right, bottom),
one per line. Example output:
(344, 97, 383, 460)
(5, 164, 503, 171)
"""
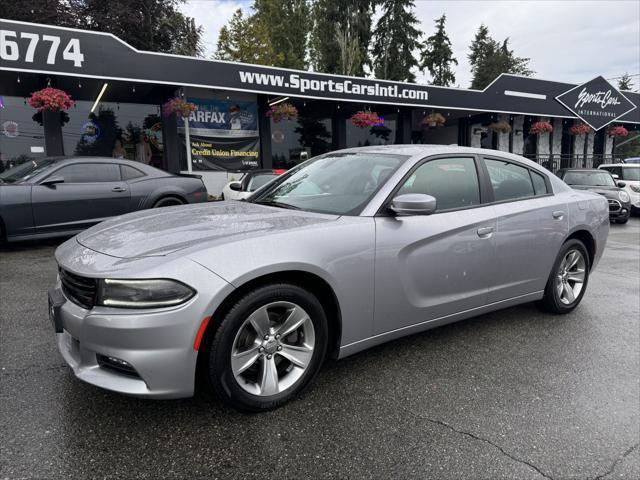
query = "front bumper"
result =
(51, 258, 233, 399)
(607, 198, 631, 221)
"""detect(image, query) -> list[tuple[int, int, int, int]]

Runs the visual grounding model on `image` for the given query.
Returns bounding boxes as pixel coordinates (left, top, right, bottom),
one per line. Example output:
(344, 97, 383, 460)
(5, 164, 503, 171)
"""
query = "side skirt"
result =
(337, 291, 544, 359)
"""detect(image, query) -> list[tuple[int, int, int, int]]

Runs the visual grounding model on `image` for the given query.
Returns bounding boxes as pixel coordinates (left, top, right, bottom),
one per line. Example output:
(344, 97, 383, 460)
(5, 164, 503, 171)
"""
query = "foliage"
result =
(295, 117, 332, 156)
(1, 1, 203, 56)
(350, 111, 384, 128)
(309, 0, 376, 76)
(569, 123, 592, 136)
(266, 103, 299, 123)
(488, 120, 512, 133)
(419, 14, 458, 87)
(617, 73, 634, 91)
(608, 125, 629, 137)
(28, 88, 74, 112)
(215, 9, 284, 66)
(162, 98, 197, 118)
(421, 112, 446, 128)
(371, 0, 421, 82)
(468, 24, 533, 89)
(529, 121, 553, 135)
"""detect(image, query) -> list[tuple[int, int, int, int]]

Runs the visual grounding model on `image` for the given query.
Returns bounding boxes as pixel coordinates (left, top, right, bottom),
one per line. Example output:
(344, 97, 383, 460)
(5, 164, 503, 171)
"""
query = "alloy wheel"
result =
(231, 301, 315, 396)
(555, 249, 586, 305)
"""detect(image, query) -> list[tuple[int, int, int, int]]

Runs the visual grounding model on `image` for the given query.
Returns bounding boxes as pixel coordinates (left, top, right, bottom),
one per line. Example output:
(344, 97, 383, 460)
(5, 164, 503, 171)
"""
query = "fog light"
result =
(622, 209, 628, 214)
(96, 354, 140, 377)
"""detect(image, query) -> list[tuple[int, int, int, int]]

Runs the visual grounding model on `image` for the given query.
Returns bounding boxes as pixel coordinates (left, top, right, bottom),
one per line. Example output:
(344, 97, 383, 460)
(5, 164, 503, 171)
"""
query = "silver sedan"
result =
(50, 145, 610, 411)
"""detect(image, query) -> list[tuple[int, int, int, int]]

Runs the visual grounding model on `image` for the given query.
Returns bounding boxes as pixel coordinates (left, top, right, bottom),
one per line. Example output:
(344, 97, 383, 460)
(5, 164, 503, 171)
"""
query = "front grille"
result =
(608, 199, 621, 212)
(59, 268, 97, 309)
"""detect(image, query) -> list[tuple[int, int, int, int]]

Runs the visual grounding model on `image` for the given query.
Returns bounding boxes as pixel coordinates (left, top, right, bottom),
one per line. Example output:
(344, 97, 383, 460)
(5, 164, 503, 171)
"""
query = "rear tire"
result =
(153, 196, 184, 208)
(540, 239, 590, 314)
(207, 283, 328, 412)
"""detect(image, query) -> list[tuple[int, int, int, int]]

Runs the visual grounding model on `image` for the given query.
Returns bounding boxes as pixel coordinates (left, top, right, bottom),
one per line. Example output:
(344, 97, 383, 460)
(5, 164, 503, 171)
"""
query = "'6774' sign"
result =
(556, 76, 636, 131)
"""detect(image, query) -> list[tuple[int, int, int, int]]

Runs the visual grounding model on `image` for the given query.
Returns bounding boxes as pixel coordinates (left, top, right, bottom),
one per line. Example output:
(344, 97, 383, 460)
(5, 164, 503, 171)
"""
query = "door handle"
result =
(476, 226, 494, 237)
(112, 186, 127, 192)
(552, 210, 565, 220)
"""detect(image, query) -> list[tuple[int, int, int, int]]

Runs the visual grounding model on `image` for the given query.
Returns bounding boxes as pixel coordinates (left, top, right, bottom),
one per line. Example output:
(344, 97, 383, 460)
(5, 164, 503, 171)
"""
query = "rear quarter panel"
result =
(128, 176, 207, 210)
(566, 189, 609, 270)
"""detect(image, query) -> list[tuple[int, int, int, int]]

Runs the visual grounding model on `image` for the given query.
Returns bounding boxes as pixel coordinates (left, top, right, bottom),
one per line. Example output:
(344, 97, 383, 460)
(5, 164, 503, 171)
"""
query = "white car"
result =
(221, 169, 284, 201)
(598, 164, 640, 213)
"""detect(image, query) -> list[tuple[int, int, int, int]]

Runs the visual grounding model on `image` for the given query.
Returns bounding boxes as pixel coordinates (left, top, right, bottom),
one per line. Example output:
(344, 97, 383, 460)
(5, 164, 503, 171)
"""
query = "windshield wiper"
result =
(254, 200, 301, 210)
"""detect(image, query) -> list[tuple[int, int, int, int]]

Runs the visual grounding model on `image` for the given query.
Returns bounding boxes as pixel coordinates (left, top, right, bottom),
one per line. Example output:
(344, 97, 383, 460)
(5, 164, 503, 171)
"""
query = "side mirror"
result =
(229, 181, 242, 192)
(617, 181, 626, 188)
(41, 176, 64, 186)
(389, 193, 437, 216)
(611, 173, 620, 179)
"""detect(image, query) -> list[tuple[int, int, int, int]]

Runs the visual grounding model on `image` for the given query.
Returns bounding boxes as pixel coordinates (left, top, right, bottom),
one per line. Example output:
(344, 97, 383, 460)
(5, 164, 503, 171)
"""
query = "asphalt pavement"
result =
(1, 219, 639, 479)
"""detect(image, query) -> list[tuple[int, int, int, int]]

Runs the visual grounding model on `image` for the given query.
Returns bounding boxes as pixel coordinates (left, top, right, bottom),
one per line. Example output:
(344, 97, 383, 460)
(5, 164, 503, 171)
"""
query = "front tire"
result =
(540, 239, 590, 314)
(207, 283, 328, 412)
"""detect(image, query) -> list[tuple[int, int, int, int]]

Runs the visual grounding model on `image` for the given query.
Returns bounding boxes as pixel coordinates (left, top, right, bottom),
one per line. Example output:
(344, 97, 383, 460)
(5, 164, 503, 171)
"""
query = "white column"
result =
(605, 134, 614, 156)
(512, 116, 524, 154)
(470, 123, 482, 148)
(184, 116, 193, 174)
(497, 114, 510, 152)
(552, 118, 563, 155)
(537, 116, 550, 156)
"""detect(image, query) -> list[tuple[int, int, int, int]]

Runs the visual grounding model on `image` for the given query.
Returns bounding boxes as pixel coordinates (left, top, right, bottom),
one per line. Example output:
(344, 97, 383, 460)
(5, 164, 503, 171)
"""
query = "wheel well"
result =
(153, 194, 186, 207)
(198, 270, 342, 365)
(566, 230, 596, 269)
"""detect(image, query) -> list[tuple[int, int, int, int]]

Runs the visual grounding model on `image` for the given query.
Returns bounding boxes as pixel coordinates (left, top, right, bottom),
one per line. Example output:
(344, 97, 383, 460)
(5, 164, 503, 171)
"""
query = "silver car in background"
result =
(50, 146, 609, 411)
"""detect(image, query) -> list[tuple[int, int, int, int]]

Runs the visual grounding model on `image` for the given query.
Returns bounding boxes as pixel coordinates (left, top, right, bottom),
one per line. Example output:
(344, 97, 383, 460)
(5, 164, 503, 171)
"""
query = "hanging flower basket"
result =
(488, 120, 512, 134)
(28, 87, 74, 112)
(607, 125, 629, 138)
(162, 97, 197, 118)
(529, 121, 553, 135)
(569, 123, 592, 136)
(266, 102, 298, 123)
(351, 111, 384, 128)
(420, 112, 446, 128)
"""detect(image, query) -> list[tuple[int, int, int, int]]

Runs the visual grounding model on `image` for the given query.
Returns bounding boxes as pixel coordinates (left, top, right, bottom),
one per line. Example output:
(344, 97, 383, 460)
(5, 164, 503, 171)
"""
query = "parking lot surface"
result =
(1, 219, 639, 479)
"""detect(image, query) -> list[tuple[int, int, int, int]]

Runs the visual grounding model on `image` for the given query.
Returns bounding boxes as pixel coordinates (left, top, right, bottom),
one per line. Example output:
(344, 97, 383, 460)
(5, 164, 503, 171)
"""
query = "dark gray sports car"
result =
(0, 157, 208, 242)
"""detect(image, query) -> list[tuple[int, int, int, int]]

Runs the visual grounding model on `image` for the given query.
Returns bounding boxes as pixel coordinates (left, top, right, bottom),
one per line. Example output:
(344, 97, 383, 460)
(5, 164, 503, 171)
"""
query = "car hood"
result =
(570, 185, 620, 198)
(77, 201, 339, 258)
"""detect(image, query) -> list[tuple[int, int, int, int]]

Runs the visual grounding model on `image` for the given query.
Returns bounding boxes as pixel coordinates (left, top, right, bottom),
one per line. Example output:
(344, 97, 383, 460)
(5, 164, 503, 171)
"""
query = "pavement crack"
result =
(593, 442, 639, 480)
(402, 407, 554, 480)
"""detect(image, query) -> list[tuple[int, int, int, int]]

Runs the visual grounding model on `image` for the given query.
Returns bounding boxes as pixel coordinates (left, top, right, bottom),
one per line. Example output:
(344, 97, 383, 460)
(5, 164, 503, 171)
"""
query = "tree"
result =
(371, 0, 421, 82)
(76, 0, 203, 57)
(309, 0, 376, 76)
(419, 14, 457, 86)
(618, 73, 634, 91)
(251, 0, 310, 70)
(214, 9, 283, 65)
(468, 24, 533, 89)
(0, 0, 78, 27)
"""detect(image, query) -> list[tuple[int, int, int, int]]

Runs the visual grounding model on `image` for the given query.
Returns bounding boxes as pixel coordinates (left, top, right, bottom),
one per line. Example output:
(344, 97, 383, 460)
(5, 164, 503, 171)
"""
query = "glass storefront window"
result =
(60, 101, 164, 169)
(345, 114, 396, 148)
(271, 112, 333, 169)
(0, 96, 46, 172)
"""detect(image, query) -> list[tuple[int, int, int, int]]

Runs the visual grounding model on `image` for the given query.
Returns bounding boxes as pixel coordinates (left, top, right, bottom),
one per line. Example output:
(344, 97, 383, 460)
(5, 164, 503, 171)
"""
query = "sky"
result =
(180, 0, 640, 90)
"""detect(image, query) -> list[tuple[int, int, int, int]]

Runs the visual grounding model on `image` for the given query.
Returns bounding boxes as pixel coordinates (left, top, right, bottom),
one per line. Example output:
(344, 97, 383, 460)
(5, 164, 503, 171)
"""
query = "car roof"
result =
(561, 168, 602, 172)
(49, 156, 168, 175)
(600, 163, 640, 167)
(336, 144, 549, 170)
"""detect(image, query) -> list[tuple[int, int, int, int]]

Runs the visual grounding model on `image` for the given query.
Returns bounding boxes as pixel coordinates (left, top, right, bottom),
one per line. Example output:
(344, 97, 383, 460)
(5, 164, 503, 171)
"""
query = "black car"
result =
(0, 157, 208, 242)
(556, 168, 631, 224)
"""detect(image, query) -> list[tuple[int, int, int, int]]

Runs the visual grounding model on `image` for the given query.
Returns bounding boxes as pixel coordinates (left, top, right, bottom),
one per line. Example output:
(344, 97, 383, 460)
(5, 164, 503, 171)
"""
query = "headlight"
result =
(97, 278, 195, 308)
(619, 191, 630, 203)
(630, 184, 640, 193)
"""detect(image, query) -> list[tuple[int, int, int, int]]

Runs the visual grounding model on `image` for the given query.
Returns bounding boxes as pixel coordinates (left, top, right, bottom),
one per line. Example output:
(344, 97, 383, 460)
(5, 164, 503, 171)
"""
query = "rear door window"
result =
(484, 159, 535, 202)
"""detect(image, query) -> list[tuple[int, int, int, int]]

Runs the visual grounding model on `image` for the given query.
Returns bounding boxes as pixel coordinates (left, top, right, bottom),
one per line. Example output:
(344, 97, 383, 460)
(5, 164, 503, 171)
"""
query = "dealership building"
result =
(1, 18, 639, 194)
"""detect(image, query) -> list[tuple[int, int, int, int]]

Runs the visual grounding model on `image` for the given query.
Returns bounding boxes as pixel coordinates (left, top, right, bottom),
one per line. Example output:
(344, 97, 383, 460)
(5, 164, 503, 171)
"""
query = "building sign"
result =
(177, 99, 260, 170)
(181, 136, 260, 170)
(1, 18, 639, 123)
(185, 99, 258, 137)
(555, 76, 637, 130)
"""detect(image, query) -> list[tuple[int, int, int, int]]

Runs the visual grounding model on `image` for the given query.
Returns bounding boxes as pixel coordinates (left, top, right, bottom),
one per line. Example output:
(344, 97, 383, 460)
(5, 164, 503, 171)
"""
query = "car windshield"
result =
(248, 173, 277, 192)
(622, 167, 640, 181)
(0, 158, 58, 184)
(563, 171, 615, 187)
(250, 152, 408, 215)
